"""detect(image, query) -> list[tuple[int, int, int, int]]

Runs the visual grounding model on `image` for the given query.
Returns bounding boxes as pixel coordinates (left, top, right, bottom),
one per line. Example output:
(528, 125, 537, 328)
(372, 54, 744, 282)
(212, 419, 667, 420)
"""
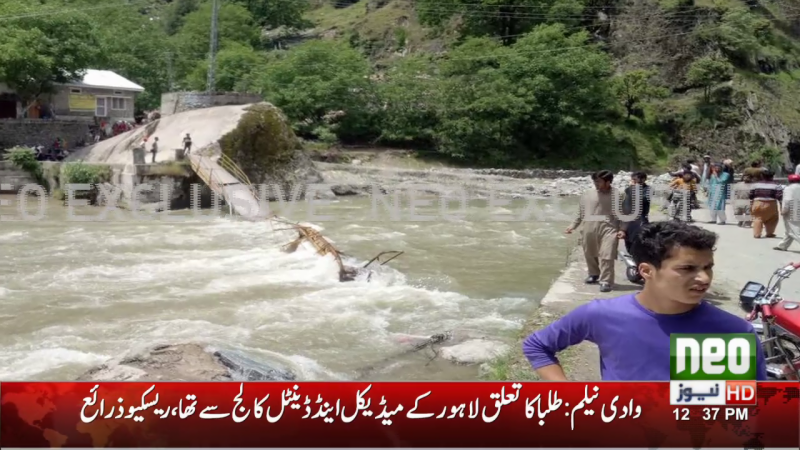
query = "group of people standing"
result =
(666, 156, 734, 224)
(700, 157, 800, 248)
(566, 156, 800, 293)
(138, 133, 193, 163)
(668, 157, 792, 240)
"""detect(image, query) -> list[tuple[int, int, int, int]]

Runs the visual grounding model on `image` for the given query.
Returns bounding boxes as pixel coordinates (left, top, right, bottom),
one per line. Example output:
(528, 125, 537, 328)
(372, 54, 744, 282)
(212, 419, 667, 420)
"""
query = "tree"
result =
(87, 4, 173, 111)
(0, 13, 101, 115)
(610, 70, 669, 119)
(546, 0, 585, 28)
(171, 1, 261, 86)
(416, 0, 557, 46)
(186, 43, 267, 92)
(377, 56, 441, 146)
(433, 23, 615, 164)
(165, 0, 200, 35)
(257, 40, 377, 140)
(506, 23, 613, 135)
(695, 7, 770, 66)
(233, 0, 310, 29)
(686, 56, 734, 102)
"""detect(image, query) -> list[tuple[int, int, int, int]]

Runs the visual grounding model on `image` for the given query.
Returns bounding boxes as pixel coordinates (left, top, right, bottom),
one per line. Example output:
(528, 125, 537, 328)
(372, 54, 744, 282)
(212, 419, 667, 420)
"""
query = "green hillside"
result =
(297, 0, 800, 170)
(2, 0, 800, 170)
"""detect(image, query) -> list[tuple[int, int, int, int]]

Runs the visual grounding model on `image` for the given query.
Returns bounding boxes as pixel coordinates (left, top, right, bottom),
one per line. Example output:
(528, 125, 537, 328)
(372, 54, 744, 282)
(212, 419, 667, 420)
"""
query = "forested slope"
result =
(2, 0, 799, 170)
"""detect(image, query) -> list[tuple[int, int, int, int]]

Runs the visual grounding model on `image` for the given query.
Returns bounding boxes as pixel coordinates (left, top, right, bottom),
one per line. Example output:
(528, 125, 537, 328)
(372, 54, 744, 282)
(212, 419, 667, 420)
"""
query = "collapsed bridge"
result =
(188, 153, 403, 282)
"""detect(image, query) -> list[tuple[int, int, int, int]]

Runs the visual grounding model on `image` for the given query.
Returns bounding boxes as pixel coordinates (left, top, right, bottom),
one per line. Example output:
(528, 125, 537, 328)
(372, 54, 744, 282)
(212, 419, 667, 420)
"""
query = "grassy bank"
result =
(483, 307, 583, 381)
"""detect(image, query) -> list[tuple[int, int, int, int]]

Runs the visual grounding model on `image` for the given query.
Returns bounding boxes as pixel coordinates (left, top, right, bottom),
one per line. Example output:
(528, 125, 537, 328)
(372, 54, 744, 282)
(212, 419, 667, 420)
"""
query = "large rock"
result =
(77, 344, 296, 382)
(388, 330, 509, 365)
(218, 103, 323, 201)
(439, 340, 510, 365)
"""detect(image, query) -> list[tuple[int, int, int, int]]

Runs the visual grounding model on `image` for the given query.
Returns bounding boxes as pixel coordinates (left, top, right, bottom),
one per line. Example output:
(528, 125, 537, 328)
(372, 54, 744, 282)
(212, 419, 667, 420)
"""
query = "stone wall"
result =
(0, 119, 92, 150)
(0, 161, 37, 193)
(43, 161, 213, 210)
(160, 92, 263, 116)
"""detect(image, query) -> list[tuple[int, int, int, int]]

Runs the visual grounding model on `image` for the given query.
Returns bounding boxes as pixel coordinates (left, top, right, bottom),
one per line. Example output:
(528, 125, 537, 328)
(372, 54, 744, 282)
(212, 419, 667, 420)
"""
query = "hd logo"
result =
(669, 334, 757, 406)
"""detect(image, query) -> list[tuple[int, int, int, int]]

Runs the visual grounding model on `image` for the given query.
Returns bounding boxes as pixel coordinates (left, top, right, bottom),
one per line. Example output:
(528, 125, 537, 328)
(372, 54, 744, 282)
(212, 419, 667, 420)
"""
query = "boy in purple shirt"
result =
(523, 220, 768, 380)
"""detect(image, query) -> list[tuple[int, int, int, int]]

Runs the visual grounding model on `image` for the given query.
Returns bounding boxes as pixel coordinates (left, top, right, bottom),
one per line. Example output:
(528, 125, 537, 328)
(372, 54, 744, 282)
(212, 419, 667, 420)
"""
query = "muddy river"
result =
(0, 193, 577, 381)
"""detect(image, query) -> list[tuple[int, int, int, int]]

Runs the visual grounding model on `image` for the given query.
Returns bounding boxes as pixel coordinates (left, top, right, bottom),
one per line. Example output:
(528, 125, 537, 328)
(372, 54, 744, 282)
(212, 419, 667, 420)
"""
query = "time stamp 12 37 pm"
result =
(670, 334, 758, 423)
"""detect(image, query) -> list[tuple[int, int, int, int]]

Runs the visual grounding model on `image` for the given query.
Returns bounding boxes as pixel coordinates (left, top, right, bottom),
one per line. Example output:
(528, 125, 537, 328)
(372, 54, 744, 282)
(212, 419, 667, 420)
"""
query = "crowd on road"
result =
(562, 157, 800, 295)
(664, 156, 800, 249)
(521, 156, 800, 381)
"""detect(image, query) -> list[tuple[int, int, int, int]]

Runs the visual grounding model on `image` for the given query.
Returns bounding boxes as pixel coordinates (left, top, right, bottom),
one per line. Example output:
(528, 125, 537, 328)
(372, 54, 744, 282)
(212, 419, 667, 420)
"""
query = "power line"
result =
(0, 0, 798, 21)
(144, 0, 800, 63)
(166, 51, 175, 91)
(146, 22, 756, 71)
(1, 0, 796, 75)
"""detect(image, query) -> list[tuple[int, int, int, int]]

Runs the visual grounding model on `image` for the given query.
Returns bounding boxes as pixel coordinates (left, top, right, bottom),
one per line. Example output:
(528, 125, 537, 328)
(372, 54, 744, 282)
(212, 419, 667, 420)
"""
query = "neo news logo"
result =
(669, 334, 757, 406)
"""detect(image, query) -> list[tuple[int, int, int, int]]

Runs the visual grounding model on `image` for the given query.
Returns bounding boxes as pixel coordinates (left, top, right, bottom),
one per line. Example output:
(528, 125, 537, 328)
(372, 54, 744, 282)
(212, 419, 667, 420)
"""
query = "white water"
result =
(0, 195, 577, 381)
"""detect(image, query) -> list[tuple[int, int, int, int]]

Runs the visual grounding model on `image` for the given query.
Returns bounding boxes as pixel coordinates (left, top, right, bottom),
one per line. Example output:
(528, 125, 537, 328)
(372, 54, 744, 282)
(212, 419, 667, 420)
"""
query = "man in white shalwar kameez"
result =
(775, 174, 800, 251)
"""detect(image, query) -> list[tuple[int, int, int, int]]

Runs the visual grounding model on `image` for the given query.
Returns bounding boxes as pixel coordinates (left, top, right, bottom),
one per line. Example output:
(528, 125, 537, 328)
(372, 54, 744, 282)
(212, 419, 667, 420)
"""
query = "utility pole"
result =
(206, 0, 219, 94)
(166, 52, 174, 92)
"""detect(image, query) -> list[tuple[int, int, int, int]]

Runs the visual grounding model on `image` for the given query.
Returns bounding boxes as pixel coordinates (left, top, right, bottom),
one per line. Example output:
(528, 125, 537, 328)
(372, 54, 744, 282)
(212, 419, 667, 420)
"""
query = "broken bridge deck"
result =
(187, 154, 268, 221)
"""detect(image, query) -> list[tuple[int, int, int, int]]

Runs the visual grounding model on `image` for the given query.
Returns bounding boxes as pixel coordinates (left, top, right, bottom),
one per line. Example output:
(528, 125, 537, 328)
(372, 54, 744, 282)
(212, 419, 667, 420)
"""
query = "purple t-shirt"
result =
(523, 293, 768, 380)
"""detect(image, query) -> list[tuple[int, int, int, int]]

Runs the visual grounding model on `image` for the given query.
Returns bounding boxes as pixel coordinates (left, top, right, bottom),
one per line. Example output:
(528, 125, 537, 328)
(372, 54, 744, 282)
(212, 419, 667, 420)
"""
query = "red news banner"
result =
(0, 382, 797, 448)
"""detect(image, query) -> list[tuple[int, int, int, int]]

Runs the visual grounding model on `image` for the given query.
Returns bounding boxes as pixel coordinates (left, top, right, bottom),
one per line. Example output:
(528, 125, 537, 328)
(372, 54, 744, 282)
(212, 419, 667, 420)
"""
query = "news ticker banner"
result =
(1, 382, 798, 448)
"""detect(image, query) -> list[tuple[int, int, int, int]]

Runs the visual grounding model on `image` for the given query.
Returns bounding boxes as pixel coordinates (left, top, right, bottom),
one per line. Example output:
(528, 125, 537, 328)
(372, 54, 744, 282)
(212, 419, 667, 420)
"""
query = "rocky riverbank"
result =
(77, 344, 298, 382)
(78, 333, 516, 382)
(316, 163, 675, 199)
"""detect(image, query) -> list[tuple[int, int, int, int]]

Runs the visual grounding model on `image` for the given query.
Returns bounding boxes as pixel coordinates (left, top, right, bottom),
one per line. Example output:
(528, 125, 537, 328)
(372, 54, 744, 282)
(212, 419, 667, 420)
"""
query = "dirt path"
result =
(488, 205, 795, 382)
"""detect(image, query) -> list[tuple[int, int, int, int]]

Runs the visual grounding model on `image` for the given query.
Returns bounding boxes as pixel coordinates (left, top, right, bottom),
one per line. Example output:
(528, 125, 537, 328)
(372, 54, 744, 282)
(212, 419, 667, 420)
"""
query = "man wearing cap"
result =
(775, 174, 800, 251)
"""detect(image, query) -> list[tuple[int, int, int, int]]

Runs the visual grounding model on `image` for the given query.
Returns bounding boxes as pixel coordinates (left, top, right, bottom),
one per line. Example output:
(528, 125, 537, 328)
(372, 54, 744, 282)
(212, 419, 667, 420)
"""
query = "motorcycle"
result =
(34, 145, 67, 161)
(618, 248, 644, 285)
(739, 262, 800, 379)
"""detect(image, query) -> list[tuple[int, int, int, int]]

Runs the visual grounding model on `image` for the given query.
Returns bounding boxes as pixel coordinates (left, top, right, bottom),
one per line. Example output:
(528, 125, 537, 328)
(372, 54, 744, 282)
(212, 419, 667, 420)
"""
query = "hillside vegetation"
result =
(2, 0, 800, 170)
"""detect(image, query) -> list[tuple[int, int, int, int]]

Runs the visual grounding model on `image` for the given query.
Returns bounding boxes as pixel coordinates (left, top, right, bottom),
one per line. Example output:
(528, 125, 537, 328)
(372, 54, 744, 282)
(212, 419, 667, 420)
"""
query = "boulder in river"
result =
(389, 330, 510, 365)
(77, 343, 296, 382)
(439, 340, 510, 365)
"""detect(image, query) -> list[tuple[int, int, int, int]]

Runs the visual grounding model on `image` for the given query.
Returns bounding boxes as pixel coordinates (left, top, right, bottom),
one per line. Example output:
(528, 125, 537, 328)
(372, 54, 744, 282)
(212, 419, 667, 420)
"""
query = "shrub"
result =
(60, 162, 112, 185)
(3, 146, 46, 187)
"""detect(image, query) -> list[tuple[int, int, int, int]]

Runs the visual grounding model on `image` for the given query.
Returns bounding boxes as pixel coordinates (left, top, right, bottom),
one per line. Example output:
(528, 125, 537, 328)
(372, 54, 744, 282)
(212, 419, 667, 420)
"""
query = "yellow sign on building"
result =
(69, 93, 95, 111)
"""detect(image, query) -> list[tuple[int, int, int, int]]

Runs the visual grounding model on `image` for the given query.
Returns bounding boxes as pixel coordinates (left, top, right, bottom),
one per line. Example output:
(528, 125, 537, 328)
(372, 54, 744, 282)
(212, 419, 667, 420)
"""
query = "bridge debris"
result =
(270, 217, 403, 282)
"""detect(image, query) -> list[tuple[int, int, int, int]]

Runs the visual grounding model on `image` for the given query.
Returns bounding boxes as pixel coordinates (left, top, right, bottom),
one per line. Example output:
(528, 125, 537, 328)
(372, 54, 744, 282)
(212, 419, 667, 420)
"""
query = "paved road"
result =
(689, 206, 800, 308)
(507, 200, 800, 381)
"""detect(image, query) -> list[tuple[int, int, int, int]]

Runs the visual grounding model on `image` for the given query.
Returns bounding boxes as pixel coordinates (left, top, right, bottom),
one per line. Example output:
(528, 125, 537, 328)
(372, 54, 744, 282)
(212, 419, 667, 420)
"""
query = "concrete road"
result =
(689, 206, 800, 309)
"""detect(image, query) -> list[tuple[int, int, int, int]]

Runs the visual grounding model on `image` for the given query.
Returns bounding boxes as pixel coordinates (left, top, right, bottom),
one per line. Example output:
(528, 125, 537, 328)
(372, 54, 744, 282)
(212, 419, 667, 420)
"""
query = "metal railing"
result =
(188, 155, 224, 197)
(217, 153, 262, 203)
(217, 153, 253, 187)
(187, 154, 261, 217)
